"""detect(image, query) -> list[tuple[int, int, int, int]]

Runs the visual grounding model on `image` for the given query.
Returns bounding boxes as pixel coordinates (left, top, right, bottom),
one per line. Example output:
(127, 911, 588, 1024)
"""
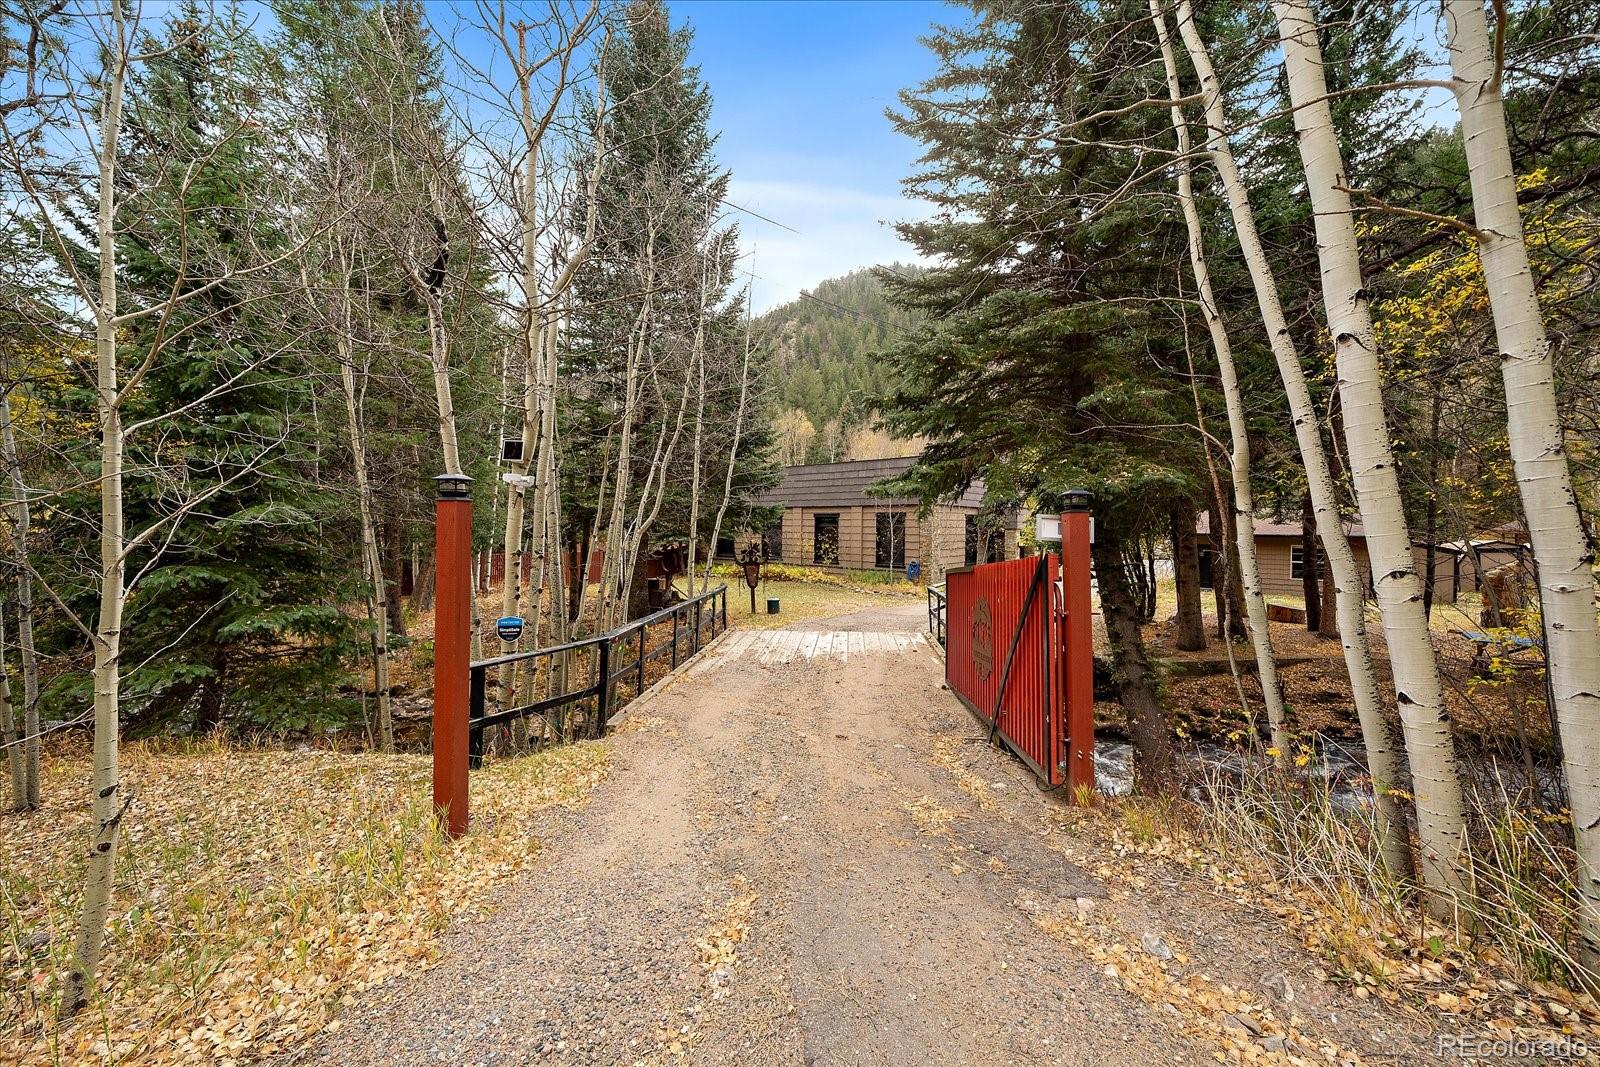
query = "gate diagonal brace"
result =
(987, 554, 1048, 748)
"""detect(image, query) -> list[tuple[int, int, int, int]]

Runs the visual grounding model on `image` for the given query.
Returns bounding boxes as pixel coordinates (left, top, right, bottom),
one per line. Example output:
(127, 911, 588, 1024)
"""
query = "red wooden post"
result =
(1061, 495, 1095, 799)
(433, 473, 473, 839)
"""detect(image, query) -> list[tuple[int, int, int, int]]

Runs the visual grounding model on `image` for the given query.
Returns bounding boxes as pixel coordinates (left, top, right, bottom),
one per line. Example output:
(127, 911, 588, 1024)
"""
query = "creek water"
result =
(1092, 733, 1565, 815)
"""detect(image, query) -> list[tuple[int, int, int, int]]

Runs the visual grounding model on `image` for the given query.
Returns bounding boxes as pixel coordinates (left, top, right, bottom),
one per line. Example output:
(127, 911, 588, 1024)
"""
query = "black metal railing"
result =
(927, 582, 946, 647)
(468, 584, 728, 767)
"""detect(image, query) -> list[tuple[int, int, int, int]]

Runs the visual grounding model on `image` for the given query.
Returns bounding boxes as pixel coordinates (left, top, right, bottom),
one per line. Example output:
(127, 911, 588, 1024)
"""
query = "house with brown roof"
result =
(748, 457, 1020, 579)
(1195, 514, 1526, 605)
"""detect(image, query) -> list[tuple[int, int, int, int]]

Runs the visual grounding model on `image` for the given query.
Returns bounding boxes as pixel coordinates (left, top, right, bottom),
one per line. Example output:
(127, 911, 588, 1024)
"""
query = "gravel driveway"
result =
(293, 605, 1447, 1067)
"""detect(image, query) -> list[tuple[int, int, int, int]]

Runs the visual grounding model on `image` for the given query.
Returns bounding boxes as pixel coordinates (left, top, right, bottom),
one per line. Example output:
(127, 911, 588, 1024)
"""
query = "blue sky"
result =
(670, 0, 953, 310)
(236, 0, 951, 311)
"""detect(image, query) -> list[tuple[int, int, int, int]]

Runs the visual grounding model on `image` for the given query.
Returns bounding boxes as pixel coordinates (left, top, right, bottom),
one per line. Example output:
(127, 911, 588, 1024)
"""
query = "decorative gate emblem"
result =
(971, 596, 994, 681)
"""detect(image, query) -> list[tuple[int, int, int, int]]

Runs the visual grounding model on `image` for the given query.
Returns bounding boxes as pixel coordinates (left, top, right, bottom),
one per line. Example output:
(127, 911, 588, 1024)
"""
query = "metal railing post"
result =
(594, 637, 611, 738)
(637, 626, 646, 696)
(671, 611, 679, 668)
(468, 666, 487, 770)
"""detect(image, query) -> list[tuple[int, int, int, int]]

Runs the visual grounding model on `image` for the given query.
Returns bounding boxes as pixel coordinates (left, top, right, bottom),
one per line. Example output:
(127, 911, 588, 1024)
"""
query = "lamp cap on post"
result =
(1062, 488, 1093, 513)
(435, 472, 474, 500)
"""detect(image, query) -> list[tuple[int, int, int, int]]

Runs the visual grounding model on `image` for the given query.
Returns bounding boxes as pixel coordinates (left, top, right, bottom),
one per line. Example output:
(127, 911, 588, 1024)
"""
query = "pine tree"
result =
(882, 0, 1207, 790)
(46, 5, 359, 732)
(566, 0, 776, 621)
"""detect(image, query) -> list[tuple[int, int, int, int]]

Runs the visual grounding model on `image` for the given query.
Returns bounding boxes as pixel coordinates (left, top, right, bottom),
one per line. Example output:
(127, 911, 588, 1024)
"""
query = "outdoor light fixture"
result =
(500, 436, 524, 462)
(738, 542, 763, 614)
(1063, 488, 1093, 513)
(435, 472, 474, 500)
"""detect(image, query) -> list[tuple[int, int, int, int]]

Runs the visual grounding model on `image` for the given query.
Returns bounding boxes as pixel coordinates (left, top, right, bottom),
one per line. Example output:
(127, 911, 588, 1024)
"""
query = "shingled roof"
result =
(1195, 512, 1366, 540)
(757, 456, 988, 509)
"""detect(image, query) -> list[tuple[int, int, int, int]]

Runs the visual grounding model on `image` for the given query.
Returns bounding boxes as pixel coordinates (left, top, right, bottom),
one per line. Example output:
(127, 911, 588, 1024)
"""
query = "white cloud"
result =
(725, 178, 933, 312)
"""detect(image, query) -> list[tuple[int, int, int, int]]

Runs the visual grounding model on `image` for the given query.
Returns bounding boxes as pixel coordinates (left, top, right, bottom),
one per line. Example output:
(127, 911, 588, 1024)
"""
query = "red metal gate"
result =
(944, 509, 1095, 794)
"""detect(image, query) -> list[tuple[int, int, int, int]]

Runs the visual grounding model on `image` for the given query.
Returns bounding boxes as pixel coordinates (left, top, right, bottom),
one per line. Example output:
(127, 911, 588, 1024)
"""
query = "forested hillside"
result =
(759, 266, 923, 464)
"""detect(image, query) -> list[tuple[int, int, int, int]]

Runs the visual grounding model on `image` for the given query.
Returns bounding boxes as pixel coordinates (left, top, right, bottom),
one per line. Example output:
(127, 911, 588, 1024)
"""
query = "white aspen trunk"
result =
(702, 298, 755, 587)
(1150, 1, 1289, 751)
(523, 316, 561, 654)
(1274, 0, 1468, 908)
(1, 595, 22, 807)
(598, 247, 655, 628)
(1185, 335, 1254, 720)
(0, 391, 40, 807)
(620, 356, 694, 621)
(1174, 0, 1413, 879)
(65, 15, 129, 1012)
(1443, 0, 1600, 966)
(499, 145, 541, 709)
(334, 274, 392, 751)
(498, 361, 533, 705)
(684, 233, 717, 600)
(425, 296, 461, 475)
(543, 356, 569, 649)
(685, 342, 705, 599)
(572, 431, 615, 634)
(505, 36, 607, 661)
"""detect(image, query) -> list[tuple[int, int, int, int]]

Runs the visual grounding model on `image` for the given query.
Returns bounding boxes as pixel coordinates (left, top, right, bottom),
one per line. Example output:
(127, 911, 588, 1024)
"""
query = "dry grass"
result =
(1185, 757, 1597, 998)
(1, 736, 613, 1066)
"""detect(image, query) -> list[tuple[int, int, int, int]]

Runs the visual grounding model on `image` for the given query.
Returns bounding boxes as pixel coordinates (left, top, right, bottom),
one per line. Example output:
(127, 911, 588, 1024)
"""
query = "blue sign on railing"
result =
(496, 616, 524, 642)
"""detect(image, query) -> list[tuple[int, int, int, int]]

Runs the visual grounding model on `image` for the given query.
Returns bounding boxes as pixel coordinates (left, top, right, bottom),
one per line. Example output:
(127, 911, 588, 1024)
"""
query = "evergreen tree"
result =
(756, 265, 923, 457)
(104, 5, 358, 730)
(565, 0, 777, 613)
(883, 0, 1207, 788)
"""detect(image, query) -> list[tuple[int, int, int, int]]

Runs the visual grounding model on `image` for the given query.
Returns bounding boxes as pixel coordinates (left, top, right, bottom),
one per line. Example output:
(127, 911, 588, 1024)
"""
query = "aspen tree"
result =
(1443, 0, 1600, 967)
(332, 244, 393, 751)
(0, 390, 39, 807)
(1150, 0, 1289, 751)
(1172, 0, 1413, 878)
(1, 593, 21, 806)
(66, 2, 133, 1011)
(701, 288, 756, 588)
(683, 223, 724, 599)
(1273, 0, 1467, 906)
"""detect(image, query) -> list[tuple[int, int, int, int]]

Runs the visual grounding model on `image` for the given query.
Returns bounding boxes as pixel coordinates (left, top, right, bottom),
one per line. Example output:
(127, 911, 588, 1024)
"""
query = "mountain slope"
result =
(758, 265, 924, 463)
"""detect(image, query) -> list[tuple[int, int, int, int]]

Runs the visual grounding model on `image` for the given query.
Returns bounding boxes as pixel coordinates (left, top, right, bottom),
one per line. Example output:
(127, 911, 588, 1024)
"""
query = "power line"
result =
(716, 196, 920, 332)
(721, 199, 801, 234)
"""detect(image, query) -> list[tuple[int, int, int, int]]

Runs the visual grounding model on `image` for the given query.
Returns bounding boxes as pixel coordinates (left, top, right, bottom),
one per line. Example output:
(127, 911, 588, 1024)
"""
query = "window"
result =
(761, 528, 781, 562)
(1291, 545, 1327, 581)
(875, 511, 906, 569)
(1197, 546, 1215, 589)
(813, 513, 839, 565)
(964, 515, 1004, 566)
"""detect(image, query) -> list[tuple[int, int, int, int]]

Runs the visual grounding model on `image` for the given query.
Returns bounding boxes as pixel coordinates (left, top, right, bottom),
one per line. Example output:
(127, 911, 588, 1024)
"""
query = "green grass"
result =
(722, 578, 917, 631)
